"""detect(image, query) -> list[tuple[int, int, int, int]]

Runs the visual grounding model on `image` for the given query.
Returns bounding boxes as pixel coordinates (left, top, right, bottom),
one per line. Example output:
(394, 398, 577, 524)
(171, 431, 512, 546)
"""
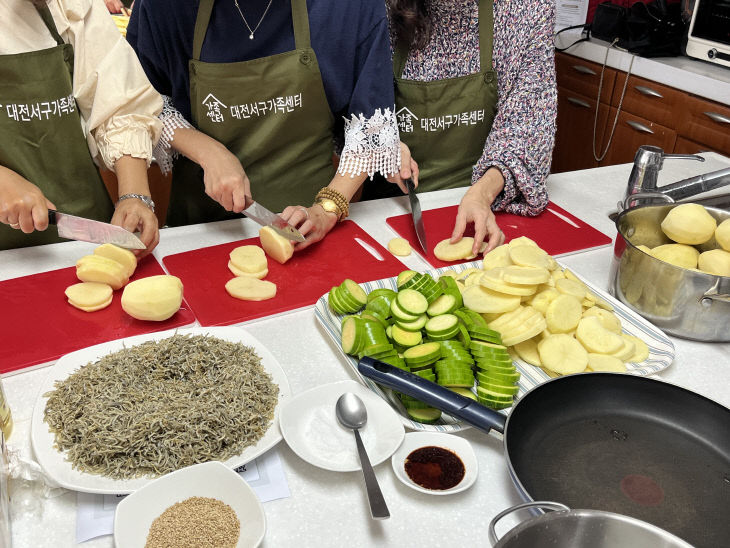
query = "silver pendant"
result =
(249, 33, 254, 40)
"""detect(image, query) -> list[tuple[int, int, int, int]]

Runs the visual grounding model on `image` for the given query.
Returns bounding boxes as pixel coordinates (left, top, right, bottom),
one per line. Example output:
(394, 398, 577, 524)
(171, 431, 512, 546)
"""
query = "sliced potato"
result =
(508, 236, 538, 248)
(545, 294, 583, 333)
(623, 334, 649, 362)
(502, 265, 550, 285)
(575, 316, 624, 354)
(434, 237, 474, 261)
(538, 334, 588, 375)
(225, 276, 277, 301)
(482, 244, 512, 270)
(228, 261, 268, 279)
(480, 268, 537, 296)
(501, 311, 547, 347)
(456, 267, 482, 281)
(65, 282, 113, 312)
(229, 245, 267, 273)
(462, 285, 521, 314)
(514, 337, 542, 366)
(555, 277, 588, 300)
(94, 244, 137, 278)
(587, 353, 627, 372)
(610, 335, 636, 362)
(582, 307, 622, 334)
(388, 237, 412, 257)
(76, 255, 128, 290)
(464, 271, 483, 287)
(509, 245, 551, 269)
(529, 287, 560, 315)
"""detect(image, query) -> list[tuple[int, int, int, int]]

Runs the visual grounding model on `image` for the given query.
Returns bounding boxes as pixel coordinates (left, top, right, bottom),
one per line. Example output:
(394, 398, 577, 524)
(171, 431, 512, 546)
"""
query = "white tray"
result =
(314, 261, 675, 432)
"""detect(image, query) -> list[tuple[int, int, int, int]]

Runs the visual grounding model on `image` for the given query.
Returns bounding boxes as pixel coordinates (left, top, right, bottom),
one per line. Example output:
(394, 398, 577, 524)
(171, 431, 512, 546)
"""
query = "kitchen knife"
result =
(49, 210, 145, 250)
(405, 178, 428, 254)
(242, 199, 305, 242)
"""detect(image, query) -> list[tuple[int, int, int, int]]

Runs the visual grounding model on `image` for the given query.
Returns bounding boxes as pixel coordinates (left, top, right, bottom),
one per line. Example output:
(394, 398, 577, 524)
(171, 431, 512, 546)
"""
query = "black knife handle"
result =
(358, 356, 507, 434)
(48, 209, 58, 225)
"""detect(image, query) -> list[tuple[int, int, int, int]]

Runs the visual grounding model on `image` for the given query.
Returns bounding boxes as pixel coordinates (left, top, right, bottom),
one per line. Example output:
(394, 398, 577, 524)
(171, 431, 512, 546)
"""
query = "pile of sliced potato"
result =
(225, 243, 277, 301)
(443, 237, 649, 375)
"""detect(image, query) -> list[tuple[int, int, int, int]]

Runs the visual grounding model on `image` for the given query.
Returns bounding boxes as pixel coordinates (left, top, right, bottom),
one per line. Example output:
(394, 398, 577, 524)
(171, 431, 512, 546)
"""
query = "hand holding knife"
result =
(242, 196, 305, 242)
(405, 178, 428, 254)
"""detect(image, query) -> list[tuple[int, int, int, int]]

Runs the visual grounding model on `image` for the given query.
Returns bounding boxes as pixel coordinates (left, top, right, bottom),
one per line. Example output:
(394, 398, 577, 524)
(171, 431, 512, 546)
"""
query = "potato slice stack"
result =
(450, 238, 649, 376)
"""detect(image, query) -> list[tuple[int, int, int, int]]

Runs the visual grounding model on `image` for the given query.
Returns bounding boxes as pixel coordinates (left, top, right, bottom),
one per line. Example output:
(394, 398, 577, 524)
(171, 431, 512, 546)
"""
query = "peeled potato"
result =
(651, 243, 699, 270)
(611, 336, 636, 362)
(508, 236, 538, 248)
(76, 255, 128, 290)
(514, 337, 542, 366)
(121, 275, 183, 321)
(576, 316, 624, 354)
(582, 307, 622, 334)
(482, 244, 512, 270)
(716, 219, 730, 251)
(538, 334, 588, 374)
(545, 294, 583, 333)
(509, 245, 551, 269)
(698, 249, 730, 277)
(480, 268, 537, 296)
(259, 226, 294, 264)
(94, 244, 137, 278)
(624, 334, 649, 362)
(502, 265, 550, 285)
(434, 237, 474, 262)
(661, 203, 716, 245)
(225, 276, 277, 301)
(388, 237, 412, 256)
(587, 353, 627, 372)
(528, 287, 560, 315)
(555, 277, 587, 300)
(228, 261, 268, 279)
(230, 245, 267, 273)
(65, 282, 113, 312)
(462, 284, 521, 313)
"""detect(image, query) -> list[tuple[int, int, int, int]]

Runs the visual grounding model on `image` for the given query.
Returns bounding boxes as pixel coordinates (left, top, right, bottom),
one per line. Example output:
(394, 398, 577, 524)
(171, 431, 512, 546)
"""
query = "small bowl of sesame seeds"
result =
(114, 460, 265, 548)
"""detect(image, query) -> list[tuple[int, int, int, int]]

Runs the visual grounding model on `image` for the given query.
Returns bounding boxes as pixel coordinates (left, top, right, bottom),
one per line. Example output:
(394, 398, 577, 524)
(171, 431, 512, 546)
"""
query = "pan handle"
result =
(357, 357, 507, 434)
(488, 501, 570, 546)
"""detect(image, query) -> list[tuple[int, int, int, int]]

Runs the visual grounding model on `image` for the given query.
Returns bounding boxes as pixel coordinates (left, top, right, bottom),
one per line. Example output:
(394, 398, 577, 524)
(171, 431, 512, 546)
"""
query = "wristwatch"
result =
(316, 198, 343, 221)
(116, 193, 155, 213)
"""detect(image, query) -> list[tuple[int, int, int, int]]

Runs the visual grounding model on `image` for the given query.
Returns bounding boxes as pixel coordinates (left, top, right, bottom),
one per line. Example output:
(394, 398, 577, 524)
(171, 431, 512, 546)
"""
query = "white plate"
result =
(279, 380, 404, 472)
(31, 326, 291, 494)
(114, 461, 265, 548)
(314, 261, 675, 432)
(391, 432, 478, 495)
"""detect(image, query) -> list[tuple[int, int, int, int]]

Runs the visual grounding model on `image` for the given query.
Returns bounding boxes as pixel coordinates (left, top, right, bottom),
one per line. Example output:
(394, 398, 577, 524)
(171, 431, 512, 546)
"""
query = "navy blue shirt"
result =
(127, 0, 394, 124)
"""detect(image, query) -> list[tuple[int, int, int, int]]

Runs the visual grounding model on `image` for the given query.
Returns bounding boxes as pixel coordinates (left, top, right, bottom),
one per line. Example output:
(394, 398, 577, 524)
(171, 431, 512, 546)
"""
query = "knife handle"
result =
(48, 209, 58, 225)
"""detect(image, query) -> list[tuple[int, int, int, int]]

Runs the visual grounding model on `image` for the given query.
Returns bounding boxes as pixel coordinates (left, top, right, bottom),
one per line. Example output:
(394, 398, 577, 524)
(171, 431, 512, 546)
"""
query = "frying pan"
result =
(358, 357, 730, 548)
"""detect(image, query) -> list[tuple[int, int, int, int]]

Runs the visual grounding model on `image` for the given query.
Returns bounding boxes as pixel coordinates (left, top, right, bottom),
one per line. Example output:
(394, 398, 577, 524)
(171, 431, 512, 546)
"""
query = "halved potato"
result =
(259, 226, 294, 264)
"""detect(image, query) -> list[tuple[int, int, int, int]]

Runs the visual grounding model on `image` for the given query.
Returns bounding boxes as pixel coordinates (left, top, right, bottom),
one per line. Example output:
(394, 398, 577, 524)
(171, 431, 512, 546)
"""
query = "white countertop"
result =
(2, 153, 730, 547)
(555, 31, 730, 106)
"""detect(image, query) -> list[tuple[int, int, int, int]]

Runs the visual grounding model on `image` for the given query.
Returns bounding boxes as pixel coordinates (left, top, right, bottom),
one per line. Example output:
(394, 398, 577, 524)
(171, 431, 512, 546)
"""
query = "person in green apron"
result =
(376, 0, 557, 255)
(127, 0, 403, 250)
(0, 0, 163, 253)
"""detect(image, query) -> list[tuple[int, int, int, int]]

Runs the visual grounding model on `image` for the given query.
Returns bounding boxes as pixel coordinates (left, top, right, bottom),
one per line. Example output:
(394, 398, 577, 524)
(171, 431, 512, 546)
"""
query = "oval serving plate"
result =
(314, 261, 675, 432)
(31, 326, 291, 494)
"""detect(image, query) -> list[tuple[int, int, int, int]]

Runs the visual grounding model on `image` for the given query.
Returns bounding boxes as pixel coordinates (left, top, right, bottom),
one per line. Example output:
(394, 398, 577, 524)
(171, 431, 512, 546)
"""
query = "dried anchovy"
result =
(43, 334, 279, 480)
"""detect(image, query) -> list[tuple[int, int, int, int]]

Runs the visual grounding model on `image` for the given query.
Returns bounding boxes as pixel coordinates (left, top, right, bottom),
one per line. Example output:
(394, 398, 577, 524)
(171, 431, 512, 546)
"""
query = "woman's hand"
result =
(111, 198, 159, 257)
(452, 168, 506, 255)
(200, 143, 251, 213)
(279, 204, 338, 252)
(0, 167, 55, 233)
(104, 0, 125, 13)
(386, 141, 419, 194)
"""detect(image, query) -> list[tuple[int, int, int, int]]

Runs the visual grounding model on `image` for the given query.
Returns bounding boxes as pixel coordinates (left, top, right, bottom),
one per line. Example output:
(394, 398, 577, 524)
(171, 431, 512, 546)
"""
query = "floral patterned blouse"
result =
(395, 0, 557, 215)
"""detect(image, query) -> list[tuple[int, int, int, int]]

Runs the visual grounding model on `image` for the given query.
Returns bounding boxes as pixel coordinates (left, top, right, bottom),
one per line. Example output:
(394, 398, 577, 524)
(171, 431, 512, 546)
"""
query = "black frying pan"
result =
(358, 357, 730, 548)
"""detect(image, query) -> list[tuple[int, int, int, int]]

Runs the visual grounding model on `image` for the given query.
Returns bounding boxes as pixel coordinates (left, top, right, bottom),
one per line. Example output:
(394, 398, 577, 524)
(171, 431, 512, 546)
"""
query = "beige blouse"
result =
(0, 0, 162, 172)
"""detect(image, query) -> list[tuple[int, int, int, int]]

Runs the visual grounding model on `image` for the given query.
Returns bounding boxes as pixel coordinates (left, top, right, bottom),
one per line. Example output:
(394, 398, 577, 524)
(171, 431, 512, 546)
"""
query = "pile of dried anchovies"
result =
(44, 333, 279, 479)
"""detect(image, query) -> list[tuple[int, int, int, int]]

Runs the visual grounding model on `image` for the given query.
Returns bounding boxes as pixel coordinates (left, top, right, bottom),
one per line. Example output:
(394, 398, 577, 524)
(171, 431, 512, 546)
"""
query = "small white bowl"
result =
(114, 461, 265, 548)
(391, 432, 478, 495)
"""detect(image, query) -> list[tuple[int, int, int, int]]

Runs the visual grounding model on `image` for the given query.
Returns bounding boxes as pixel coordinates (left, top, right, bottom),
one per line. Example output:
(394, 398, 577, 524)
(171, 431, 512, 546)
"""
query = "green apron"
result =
(0, 5, 113, 250)
(168, 0, 336, 226)
(393, 0, 498, 193)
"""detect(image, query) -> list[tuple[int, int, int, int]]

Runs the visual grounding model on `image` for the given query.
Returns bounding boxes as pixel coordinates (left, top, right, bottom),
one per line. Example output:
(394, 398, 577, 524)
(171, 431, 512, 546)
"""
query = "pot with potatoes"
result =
(609, 201, 730, 342)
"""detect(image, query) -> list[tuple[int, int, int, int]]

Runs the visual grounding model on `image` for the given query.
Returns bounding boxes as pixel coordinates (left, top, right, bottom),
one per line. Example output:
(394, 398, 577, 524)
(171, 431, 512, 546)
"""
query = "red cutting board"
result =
(162, 220, 408, 326)
(387, 202, 612, 268)
(0, 256, 195, 375)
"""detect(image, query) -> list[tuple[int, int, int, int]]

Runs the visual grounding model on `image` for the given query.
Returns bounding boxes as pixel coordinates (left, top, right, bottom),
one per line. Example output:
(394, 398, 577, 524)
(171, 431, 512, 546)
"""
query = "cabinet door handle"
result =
(567, 97, 591, 108)
(572, 65, 597, 75)
(626, 120, 654, 134)
(704, 111, 730, 124)
(634, 85, 663, 98)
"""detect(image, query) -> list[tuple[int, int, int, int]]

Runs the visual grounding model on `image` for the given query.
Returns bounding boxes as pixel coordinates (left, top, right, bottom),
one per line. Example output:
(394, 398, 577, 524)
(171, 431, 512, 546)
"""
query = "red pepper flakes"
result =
(404, 446, 465, 490)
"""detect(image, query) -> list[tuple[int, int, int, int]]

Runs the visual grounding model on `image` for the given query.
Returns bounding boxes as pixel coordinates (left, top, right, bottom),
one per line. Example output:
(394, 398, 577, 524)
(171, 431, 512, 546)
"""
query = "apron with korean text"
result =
(393, 0, 498, 193)
(0, 5, 113, 250)
(168, 0, 336, 226)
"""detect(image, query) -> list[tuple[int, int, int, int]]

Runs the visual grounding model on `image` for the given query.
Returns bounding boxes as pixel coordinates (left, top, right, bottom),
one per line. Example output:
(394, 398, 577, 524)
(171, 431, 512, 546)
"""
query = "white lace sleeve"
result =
(154, 95, 193, 175)
(338, 108, 400, 178)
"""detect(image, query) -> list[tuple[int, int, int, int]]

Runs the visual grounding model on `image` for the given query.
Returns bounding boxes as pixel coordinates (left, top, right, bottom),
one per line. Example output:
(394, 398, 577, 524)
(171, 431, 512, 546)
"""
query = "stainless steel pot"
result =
(489, 502, 693, 548)
(609, 201, 730, 342)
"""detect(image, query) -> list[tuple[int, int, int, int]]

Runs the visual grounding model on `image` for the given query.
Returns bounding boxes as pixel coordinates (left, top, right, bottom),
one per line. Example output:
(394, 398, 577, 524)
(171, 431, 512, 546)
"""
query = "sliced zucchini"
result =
(407, 407, 442, 424)
(390, 324, 423, 347)
(396, 289, 429, 315)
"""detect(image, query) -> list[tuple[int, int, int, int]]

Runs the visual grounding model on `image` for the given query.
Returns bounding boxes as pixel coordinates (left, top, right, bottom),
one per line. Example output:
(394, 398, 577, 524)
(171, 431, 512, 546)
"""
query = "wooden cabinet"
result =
(552, 52, 730, 173)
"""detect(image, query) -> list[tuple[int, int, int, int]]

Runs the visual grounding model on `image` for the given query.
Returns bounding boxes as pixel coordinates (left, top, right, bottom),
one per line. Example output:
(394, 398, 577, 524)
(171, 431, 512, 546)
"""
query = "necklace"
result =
(233, 0, 274, 40)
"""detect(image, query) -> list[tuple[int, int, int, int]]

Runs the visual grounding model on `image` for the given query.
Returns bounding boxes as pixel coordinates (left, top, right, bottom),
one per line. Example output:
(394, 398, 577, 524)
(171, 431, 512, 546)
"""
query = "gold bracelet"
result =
(314, 187, 349, 221)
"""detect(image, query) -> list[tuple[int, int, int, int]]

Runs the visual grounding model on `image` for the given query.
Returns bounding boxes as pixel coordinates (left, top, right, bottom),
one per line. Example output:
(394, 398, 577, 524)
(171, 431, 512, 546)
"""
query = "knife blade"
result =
(242, 199, 305, 242)
(405, 178, 428, 254)
(49, 210, 146, 250)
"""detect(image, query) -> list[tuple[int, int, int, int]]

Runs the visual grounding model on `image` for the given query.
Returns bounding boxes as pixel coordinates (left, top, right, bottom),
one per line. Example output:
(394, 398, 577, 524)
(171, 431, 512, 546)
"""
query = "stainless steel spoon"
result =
(335, 392, 390, 520)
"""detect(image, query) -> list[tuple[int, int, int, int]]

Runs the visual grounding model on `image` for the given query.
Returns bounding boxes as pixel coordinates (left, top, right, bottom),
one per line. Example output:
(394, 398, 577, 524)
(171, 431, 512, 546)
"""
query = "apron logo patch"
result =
(396, 107, 418, 133)
(230, 93, 303, 120)
(202, 94, 228, 123)
(0, 94, 76, 123)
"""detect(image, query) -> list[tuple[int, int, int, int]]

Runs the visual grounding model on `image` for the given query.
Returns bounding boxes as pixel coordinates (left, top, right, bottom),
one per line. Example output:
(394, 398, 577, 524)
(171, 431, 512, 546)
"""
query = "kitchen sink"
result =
(607, 192, 730, 222)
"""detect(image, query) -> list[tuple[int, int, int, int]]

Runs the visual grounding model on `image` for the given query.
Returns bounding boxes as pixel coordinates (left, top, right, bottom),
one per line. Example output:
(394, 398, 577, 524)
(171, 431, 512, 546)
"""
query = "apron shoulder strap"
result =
(193, 0, 216, 61)
(34, 3, 65, 46)
(478, 0, 494, 73)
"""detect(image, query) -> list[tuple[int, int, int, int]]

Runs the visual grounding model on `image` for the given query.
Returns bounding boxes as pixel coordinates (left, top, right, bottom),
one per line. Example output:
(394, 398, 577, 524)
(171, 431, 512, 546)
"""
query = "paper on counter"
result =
(555, 0, 588, 31)
(76, 449, 290, 544)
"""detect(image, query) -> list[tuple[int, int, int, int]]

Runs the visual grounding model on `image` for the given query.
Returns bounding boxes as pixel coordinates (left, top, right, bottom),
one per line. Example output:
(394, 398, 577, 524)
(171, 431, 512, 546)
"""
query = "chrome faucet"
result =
(625, 145, 730, 208)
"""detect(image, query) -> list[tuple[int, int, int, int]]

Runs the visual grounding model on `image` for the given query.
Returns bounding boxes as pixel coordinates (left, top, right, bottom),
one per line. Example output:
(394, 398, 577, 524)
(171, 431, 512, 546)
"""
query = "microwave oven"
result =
(685, 0, 730, 67)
